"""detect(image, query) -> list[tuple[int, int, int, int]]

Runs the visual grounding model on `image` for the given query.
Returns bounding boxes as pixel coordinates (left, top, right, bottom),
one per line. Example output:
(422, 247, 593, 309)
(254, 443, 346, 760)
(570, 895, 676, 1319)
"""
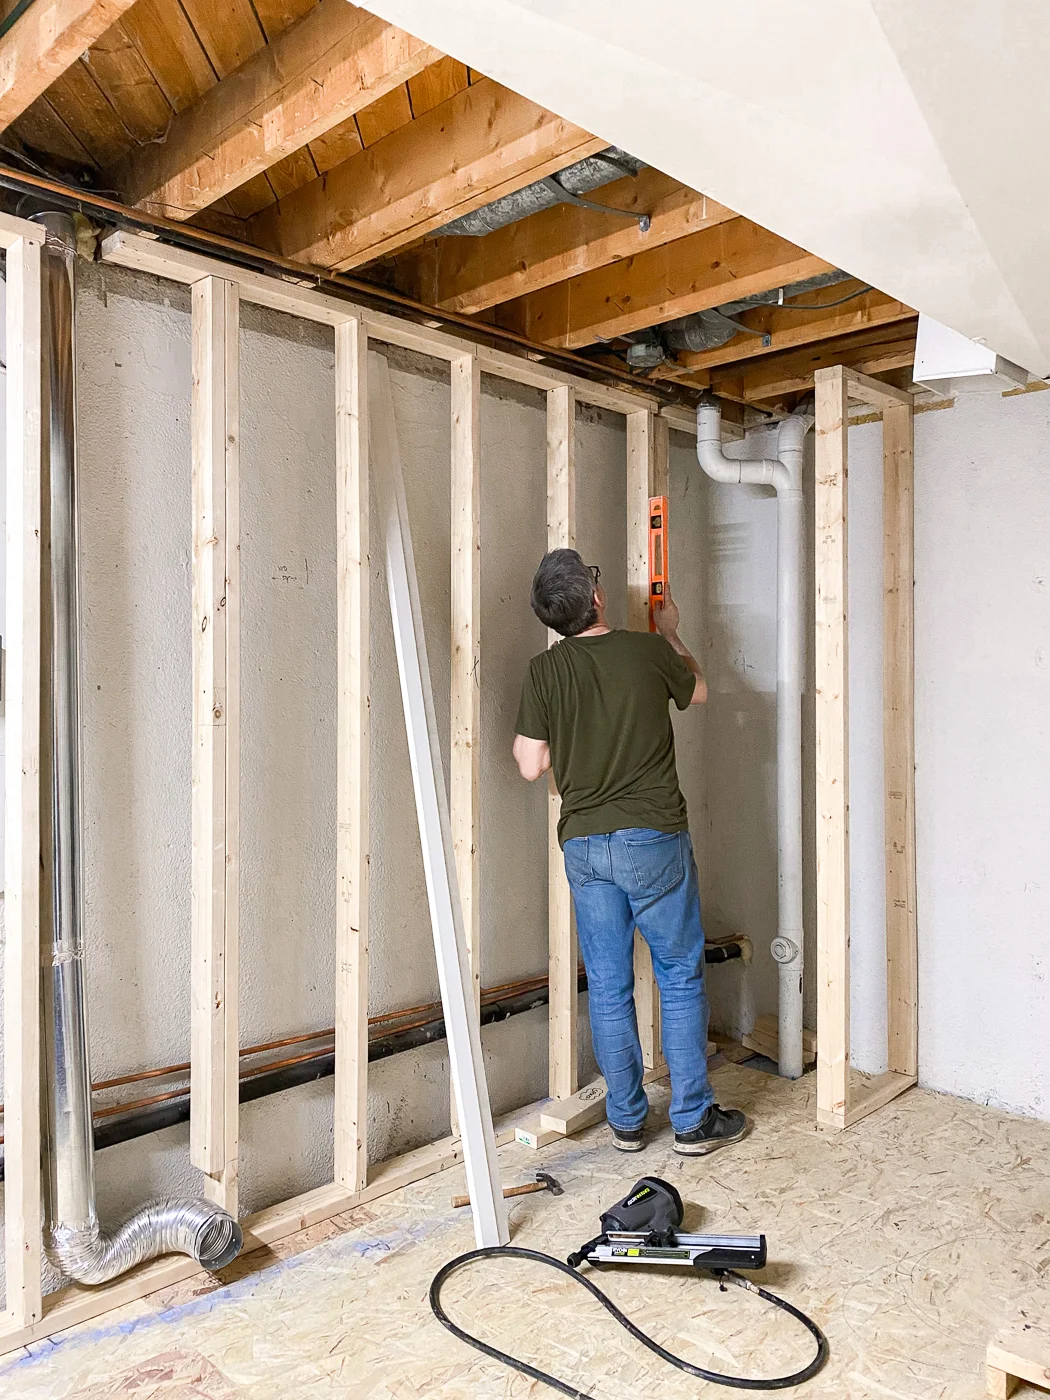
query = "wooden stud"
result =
(99, 231, 661, 418)
(986, 1320, 1050, 1397)
(882, 400, 918, 1079)
(546, 384, 578, 1100)
(626, 411, 664, 1071)
(844, 366, 914, 411)
(814, 365, 851, 1131)
(3, 225, 44, 1329)
(190, 276, 239, 1213)
(368, 351, 508, 1248)
(451, 355, 482, 1017)
(334, 318, 369, 1194)
(449, 353, 481, 1134)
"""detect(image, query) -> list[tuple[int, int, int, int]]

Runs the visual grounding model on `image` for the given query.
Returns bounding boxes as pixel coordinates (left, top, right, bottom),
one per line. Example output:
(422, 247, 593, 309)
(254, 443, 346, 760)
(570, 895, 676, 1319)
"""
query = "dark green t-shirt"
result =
(515, 629, 696, 845)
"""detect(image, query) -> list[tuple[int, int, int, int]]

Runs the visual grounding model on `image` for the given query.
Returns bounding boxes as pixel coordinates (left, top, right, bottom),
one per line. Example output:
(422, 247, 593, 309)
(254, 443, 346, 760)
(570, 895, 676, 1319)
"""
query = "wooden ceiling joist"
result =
(496, 216, 835, 349)
(656, 283, 915, 380)
(114, 0, 439, 220)
(395, 169, 736, 315)
(701, 322, 918, 405)
(0, 0, 139, 130)
(248, 77, 607, 271)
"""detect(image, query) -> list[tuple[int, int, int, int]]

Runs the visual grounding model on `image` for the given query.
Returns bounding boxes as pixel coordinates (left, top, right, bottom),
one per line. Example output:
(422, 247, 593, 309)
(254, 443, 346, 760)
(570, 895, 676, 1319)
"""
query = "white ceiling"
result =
(363, 0, 1050, 375)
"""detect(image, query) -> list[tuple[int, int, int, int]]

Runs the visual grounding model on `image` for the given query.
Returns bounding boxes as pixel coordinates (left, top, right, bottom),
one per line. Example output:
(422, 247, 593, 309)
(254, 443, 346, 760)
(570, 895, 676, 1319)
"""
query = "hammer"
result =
(452, 1170, 563, 1210)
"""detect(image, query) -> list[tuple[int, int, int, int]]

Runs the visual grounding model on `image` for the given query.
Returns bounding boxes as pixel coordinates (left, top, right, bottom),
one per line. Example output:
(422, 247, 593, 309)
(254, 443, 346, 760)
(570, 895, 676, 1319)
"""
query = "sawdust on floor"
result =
(2, 1062, 1048, 1399)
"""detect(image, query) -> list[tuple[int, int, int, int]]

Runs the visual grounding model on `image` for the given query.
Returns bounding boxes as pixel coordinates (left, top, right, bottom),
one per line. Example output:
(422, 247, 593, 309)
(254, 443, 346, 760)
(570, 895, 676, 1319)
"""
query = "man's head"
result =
(530, 548, 602, 636)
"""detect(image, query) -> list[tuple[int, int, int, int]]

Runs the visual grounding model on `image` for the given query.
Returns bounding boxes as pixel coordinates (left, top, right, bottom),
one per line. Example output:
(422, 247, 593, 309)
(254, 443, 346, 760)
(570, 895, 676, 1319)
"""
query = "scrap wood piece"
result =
(987, 1319, 1050, 1398)
(742, 1014, 817, 1066)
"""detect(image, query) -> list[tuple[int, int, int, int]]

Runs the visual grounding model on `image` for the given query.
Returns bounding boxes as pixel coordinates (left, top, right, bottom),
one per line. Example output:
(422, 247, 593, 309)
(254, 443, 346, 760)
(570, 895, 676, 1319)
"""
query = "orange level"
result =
(648, 494, 669, 632)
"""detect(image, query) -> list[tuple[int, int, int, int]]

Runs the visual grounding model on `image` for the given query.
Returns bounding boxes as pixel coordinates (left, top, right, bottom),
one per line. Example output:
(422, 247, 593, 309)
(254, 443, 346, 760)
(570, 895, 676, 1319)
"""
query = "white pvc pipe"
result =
(696, 402, 811, 1079)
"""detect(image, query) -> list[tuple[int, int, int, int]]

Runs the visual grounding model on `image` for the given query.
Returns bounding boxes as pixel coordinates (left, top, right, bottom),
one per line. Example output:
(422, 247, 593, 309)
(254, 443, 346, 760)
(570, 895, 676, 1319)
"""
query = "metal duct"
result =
(434, 147, 645, 237)
(661, 271, 853, 354)
(33, 210, 242, 1286)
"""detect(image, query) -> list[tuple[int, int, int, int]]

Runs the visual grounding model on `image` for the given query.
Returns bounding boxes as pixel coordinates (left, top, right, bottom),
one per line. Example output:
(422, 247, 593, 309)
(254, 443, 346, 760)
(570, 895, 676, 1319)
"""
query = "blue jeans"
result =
(563, 828, 713, 1134)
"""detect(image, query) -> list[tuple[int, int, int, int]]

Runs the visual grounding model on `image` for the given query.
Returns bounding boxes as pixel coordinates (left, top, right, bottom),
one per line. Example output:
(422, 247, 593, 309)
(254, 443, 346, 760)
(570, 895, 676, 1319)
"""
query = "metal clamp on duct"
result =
(32, 210, 241, 1286)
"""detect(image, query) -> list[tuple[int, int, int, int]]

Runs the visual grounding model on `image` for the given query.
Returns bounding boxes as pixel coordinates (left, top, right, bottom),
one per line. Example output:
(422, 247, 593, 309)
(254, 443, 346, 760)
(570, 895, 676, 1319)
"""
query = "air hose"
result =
(430, 1244, 829, 1394)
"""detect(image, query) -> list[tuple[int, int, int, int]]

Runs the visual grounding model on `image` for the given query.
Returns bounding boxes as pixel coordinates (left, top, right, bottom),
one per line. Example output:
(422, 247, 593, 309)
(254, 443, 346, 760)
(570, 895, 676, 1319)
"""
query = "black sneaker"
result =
(673, 1104, 748, 1156)
(609, 1123, 646, 1152)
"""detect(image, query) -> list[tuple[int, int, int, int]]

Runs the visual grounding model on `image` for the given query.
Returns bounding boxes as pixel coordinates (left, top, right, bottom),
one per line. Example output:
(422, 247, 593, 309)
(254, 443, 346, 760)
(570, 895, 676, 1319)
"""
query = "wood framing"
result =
(0, 226, 670, 1358)
(402, 173, 736, 315)
(0, 0, 138, 131)
(115, 1, 437, 219)
(986, 1319, 1050, 1398)
(626, 411, 666, 1070)
(814, 364, 917, 1131)
(658, 285, 914, 378)
(190, 275, 240, 1213)
(449, 352, 481, 1133)
(546, 383, 578, 1100)
(450, 354, 482, 1017)
(248, 78, 606, 270)
(2, 212, 45, 1330)
(497, 218, 833, 349)
(369, 351, 508, 1248)
(333, 316, 370, 1194)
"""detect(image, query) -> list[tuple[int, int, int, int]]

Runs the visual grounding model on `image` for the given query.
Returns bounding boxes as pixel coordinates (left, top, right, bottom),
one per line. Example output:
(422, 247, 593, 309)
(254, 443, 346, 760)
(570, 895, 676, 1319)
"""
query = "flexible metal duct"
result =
(435, 148, 645, 237)
(33, 210, 242, 1285)
(663, 272, 853, 354)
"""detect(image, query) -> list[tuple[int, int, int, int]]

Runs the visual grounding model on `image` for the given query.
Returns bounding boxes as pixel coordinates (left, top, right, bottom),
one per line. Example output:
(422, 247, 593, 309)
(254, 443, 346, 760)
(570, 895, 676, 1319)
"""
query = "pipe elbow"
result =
(695, 404, 743, 483)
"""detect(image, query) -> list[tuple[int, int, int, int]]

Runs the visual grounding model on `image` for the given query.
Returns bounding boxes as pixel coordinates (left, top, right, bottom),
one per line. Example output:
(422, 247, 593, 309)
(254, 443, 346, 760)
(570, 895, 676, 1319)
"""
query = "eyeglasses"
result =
(588, 564, 601, 584)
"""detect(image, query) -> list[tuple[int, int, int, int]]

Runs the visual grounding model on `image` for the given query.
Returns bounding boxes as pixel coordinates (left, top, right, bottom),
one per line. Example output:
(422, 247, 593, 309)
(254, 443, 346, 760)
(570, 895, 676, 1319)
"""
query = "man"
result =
(513, 548, 746, 1155)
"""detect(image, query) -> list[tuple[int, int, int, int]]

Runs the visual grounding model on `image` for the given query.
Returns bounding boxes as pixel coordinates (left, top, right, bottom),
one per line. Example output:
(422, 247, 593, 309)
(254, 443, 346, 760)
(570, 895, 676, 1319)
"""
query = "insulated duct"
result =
(434, 148, 646, 238)
(694, 397, 812, 1080)
(33, 210, 242, 1285)
(625, 271, 853, 368)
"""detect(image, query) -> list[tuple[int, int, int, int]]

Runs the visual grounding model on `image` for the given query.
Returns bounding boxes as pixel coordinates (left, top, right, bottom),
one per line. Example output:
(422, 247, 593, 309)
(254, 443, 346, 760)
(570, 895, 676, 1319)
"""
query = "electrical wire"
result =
(771, 284, 873, 310)
(430, 1246, 829, 1394)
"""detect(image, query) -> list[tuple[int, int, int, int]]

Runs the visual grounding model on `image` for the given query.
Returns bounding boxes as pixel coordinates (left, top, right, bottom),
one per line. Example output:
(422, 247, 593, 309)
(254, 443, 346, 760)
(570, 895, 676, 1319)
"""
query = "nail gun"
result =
(431, 1175, 829, 1393)
(567, 1175, 767, 1271)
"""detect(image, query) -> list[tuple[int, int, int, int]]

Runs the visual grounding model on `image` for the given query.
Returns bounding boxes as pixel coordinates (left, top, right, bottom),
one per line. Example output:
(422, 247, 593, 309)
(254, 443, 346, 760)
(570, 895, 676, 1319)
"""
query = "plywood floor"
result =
(3, 1062, 1048, 1398)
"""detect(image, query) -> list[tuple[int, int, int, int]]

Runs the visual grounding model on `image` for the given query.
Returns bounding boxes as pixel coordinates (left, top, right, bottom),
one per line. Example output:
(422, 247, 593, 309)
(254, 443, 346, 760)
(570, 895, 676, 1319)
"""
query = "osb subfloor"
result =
(3, 1063, 1049, 1399)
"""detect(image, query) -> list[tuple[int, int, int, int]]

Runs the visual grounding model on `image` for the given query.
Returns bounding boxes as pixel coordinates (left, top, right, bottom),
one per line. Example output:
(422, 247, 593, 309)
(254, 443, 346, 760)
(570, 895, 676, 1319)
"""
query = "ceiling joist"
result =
(396, 169, 735, 315)
(114, 0, 439, 220)
(698, 322, 918, 405)
(496, 216, 834, 349)
(0, 0, 139, 130)
(248, 77, 607, 270)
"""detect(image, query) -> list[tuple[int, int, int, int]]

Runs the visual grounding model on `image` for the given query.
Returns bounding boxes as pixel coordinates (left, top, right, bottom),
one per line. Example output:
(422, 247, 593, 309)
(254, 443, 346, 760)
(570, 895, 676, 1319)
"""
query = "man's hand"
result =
(654, 591, 707, 704)
(653, 592, 680, 639)
(513, 734, 552, 781)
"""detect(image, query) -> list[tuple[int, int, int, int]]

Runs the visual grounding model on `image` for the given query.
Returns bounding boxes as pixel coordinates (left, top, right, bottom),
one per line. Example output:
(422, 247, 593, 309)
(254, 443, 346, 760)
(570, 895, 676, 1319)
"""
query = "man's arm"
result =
(654, 593, 707, 704)
(513, 733, 552, 781)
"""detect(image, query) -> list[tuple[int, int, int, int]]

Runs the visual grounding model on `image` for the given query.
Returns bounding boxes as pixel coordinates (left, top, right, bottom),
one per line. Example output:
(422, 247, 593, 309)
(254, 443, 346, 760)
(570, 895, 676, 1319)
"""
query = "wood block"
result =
(539, 1064, 670, 1137)
(742, 1014, 817, 1066)
(514, 1119, 562, 1151)
(987, 1320, 1050, 1397)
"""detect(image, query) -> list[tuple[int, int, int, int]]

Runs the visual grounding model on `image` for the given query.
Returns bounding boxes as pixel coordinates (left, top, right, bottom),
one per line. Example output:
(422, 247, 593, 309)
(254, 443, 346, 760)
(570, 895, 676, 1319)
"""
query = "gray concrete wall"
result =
(2, 262, 1048, 1307)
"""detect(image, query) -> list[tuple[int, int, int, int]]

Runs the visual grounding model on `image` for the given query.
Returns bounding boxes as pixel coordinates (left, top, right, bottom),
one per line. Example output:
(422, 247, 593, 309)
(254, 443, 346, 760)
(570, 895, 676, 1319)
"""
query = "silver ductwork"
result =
(33, 210, 242, 1286)
(434, 147, 646, 237)
(625, 271, 855, 367)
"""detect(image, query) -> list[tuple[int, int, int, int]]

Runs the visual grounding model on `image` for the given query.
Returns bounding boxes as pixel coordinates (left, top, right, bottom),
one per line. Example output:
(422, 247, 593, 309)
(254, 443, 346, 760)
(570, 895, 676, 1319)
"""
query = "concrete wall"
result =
(1, 260, 1048, 1305)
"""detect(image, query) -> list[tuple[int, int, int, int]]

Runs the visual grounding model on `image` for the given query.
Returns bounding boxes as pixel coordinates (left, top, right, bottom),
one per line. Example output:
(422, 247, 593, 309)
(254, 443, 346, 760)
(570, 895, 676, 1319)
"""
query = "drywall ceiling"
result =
(362, 0, 1050, 377)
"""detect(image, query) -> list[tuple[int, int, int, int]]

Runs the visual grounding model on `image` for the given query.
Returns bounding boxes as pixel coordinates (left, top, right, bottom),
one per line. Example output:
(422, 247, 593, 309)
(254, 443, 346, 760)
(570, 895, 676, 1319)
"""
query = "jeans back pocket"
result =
(622, 830, 684, 897)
